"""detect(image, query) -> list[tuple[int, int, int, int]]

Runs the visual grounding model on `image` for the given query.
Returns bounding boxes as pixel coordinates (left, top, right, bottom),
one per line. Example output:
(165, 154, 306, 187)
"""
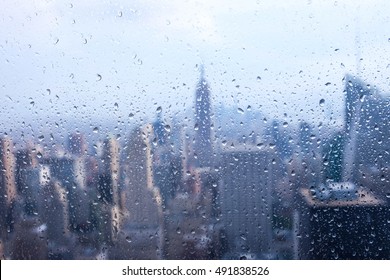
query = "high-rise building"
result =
(46, 155, 90, 232)
(93, 136, 122, 246)
(151, 114, 181, 207)
(0, 137, 17, 240)
(40, 180, 72, 259)
(99, 137, 120, 207)
(113, 125, 164, 259)
(323, 75, 390, 198)
(343, 75, 390, 198)
(342, 74, 371, 181)
(68, 133, 87, 156)
(194, 65, 213, 168)
(218, 145, 276, 256)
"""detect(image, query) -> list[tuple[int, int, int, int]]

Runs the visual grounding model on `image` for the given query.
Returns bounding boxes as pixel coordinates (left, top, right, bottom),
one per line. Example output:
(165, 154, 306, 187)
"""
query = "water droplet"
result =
(156, 106, 162, 113)
(164, 125, 171, 132)
(118, 11, 123, 17)
(37, 152, 42, 158)
(125, 236, 132, 243)
(319, 99, 325, 106)
(237, 108, 244, 114)
(93, 127, 99, 133)
(97, 74, 102, 81)
(38, 135, 44, 141)
(325, 82, 331, 86)
(256, 76, 261, 81)
(129, 113, 134, 118)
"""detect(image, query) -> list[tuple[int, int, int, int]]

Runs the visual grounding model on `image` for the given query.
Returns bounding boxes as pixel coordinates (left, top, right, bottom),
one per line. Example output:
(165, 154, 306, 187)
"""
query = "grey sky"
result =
(1, 0, 390, 132)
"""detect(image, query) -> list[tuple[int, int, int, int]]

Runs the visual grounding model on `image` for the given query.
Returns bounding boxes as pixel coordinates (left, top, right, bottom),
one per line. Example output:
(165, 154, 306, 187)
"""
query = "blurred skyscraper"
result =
(219, 145, 276, 257)
(343, 75, 390, 199)
(115, 125, 164, 259)
(193, 65, 213, 168)
(0, 137, 17, 241)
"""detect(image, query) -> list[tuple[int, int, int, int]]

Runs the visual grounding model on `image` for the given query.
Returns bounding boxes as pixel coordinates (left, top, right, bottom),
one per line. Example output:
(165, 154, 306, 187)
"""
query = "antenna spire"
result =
(199, 64, 205, 79)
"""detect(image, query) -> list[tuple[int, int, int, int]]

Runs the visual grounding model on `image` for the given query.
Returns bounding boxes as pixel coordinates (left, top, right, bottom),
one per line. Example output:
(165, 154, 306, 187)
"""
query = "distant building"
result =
(343, 75, 390, 198)
(266, 120, 292, 160)
(99, 137, 120, 207)
(323, 75, 390, 198)
(193, 65, 213, 168)
(115, 125, 164, 259)
(45, 156, 90, 231)
(68, 133, 87, 156)
(163, 167, 220, 260)
(0, 137, 17, 240)
(41, 180, 72, 259)
(218, 145, 276, 256)
(9, 217, 48, 259)
(93, 136, 122, 245)
(151, 113, 180, 207)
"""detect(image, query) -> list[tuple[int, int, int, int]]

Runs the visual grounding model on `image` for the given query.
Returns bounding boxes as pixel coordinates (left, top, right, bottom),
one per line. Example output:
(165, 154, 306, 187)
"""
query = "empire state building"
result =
(194, 65, 212, 167)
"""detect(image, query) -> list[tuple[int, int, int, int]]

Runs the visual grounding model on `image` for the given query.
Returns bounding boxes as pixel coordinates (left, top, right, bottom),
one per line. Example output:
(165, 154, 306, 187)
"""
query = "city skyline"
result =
(1, 68, 389, 259)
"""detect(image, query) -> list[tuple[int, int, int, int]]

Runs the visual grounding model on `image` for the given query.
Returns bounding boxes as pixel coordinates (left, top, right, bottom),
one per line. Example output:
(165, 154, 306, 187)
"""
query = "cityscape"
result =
(0, 68, 389, 260)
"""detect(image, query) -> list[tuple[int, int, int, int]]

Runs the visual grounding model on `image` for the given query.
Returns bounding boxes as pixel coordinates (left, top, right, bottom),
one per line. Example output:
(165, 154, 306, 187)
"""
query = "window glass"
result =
(1, 0, 389, 260)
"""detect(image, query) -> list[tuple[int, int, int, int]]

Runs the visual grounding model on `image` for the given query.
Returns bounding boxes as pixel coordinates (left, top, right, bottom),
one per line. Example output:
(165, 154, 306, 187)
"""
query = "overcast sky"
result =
(1, 0, 390, 134)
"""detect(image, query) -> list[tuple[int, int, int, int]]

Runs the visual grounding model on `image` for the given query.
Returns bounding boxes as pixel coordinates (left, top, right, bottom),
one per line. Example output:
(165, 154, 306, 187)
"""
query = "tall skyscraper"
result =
(194, 65, 213, 168)
(342, 74, 371, 181)
(99, 137, 120, 207)
(114, 125, 164, 259)
(343, 75, 390, 199)
(95, 136, 121, 245)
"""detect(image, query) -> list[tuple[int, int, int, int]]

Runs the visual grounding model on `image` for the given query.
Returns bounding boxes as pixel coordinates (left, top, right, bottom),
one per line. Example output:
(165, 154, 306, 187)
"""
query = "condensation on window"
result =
(0, 1, 389, 260)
